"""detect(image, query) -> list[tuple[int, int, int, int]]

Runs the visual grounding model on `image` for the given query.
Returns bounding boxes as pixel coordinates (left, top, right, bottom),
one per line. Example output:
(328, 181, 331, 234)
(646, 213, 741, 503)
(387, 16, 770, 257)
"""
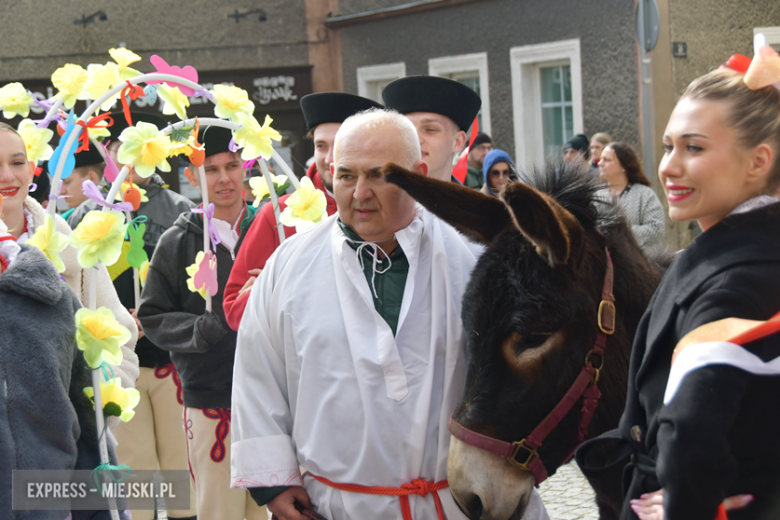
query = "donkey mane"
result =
(516, 160, 622, 240)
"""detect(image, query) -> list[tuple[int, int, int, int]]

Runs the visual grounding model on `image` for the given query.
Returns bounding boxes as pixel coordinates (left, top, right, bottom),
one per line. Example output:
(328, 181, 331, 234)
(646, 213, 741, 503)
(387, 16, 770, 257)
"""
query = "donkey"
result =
(384, 160, 665, 520)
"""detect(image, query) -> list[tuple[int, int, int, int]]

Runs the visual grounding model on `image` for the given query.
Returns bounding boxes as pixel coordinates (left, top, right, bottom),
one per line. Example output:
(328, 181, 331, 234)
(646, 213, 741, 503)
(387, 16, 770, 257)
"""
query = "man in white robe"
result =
(230, 109, 549, 520)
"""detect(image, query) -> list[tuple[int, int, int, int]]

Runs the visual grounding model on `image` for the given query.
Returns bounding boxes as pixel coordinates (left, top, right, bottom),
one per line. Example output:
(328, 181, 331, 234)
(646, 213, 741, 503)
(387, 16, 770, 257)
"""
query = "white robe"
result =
(230, 206, 548, 519)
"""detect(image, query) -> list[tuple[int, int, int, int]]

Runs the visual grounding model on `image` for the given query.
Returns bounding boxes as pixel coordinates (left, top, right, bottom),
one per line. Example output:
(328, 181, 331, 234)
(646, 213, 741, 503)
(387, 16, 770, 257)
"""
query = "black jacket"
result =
(138, 209, 253, 409)
(580, 202, 780, 520)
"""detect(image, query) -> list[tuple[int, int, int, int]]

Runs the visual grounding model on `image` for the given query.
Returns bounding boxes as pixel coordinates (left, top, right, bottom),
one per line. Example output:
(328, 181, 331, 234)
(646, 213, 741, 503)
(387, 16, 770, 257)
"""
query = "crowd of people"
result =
(1, 42, 779, 520)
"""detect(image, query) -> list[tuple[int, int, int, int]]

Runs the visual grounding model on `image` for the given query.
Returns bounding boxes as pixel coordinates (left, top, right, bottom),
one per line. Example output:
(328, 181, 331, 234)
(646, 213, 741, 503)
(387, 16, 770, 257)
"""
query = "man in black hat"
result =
(562, 133, 590, 163)
(223, 92, 381, 331)
(381, 75, 481, 182)
(138, 125, 263, 520)
(70, 112, 197, 520)
(58, 145, 105, 222)
(465, 132, 492, 189)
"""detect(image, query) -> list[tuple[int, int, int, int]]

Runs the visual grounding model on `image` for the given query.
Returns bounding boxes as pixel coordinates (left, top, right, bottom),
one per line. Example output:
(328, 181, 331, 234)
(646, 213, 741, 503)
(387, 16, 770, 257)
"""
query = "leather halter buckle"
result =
(508, 439, 539, 470)
(598, 300, 616, 335)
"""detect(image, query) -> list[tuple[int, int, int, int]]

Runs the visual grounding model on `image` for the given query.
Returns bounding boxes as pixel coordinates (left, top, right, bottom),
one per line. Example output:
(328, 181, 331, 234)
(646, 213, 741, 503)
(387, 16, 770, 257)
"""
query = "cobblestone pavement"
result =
(538, 462, 600, 520)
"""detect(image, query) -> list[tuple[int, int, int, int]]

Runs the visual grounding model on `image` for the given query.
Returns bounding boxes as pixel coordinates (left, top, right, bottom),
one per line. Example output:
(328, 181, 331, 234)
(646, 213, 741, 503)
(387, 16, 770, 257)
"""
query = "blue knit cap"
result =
(482, 149, 514, 184)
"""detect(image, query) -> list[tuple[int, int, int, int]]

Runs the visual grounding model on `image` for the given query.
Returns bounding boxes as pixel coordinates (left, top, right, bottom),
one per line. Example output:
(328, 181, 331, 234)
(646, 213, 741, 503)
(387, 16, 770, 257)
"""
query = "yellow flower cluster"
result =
(233, 113, 282, 161)
(186, 251, 208, 300)
(84, 378, 140, 422)
(26, 214, 67, 272)
(69, 210, 128, 268)
(51, 64, 89, 109)
(17, 119, 54, 164)
(0, 82, 35, 119)
(75, 307, 131, 369)
(117, 122, 172, 178)
(249, 173, 288, 207)
(279, 177, 328, 231)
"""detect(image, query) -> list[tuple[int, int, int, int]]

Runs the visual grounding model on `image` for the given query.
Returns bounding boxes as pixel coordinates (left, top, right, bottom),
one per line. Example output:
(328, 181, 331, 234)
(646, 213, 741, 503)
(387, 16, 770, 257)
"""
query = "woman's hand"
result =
(129, 308, 144, 339)
(267, 486, 312, 520)
(630, 489, 754, 520)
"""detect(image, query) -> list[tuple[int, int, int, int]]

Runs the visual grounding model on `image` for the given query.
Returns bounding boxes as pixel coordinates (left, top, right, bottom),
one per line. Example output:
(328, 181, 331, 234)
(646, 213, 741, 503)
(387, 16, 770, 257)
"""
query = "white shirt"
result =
(231, 206, 479, 519)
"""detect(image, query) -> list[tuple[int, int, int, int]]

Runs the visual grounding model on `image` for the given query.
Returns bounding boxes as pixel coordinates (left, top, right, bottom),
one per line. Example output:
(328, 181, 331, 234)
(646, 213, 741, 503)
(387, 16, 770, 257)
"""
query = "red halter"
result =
(448, 248, 616, 486)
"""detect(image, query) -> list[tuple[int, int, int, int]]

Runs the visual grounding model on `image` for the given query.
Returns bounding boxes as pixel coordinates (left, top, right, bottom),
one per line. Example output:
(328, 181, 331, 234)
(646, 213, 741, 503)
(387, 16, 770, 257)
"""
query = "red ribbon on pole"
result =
(451, 116, 479, 184)
(74, 112, 115, 152)
(120, 80, 146, 127)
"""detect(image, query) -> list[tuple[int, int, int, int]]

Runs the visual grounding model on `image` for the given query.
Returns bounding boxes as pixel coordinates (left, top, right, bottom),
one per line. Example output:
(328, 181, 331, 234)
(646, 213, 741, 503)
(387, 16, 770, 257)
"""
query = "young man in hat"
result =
(562, 133, 590, 164)
(465, 132, 492, 189)
(382, 75, 481, 183)
(58, 145, 105, 221)
(138, 126, 264, 520)
(222, 92, 381, 331)
(69, 112, 197, 520)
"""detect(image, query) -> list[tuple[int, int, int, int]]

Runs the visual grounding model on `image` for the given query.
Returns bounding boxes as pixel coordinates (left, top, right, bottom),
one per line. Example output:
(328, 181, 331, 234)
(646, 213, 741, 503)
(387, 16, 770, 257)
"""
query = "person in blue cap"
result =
(480, 149, 518, 197)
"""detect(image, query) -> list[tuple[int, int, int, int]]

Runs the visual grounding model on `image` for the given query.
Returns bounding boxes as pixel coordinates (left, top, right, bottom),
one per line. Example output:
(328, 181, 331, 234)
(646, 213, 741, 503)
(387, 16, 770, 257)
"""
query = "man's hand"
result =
(129, 308, 145, 340)
(267, 486, 312, 520)
(238, 268, 262, 298)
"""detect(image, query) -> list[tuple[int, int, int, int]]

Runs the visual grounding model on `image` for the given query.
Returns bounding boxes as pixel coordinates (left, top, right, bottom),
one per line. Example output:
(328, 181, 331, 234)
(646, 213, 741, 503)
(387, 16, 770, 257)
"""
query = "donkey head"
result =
(385, 161, 658, 520)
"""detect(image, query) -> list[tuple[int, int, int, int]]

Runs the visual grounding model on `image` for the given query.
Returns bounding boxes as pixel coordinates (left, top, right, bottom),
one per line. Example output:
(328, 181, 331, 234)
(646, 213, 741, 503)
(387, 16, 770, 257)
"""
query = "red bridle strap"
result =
(448, 248, 615, 486)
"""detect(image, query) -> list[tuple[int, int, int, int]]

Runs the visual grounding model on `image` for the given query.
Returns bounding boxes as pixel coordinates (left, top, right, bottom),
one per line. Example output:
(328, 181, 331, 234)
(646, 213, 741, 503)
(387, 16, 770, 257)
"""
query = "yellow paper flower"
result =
(26, 214, 67, 272)
(108, 48, 141, 80)
(121, 181, 148, 203)
(51, 64, 89, 109)
(186, 251, 208, 300)
(87, 120, 111, 140)
(17, 119, 54, 164)
(0, 82, 35, 119)
(139, 260, 150, 286)
(157, 84, 190, 120)
(249, 173, 288, 208)
(233, 113, 282, 161)
(212, 85, 255, 122)
(279, 177, 327, 230)
(84, 378, 140, 422)
(83, 62, 123, 112)
(117, 121, 172, 178)
(69, 210, 128, 268)
(168, 136, 196, 158)
(75, 307, 130, 368)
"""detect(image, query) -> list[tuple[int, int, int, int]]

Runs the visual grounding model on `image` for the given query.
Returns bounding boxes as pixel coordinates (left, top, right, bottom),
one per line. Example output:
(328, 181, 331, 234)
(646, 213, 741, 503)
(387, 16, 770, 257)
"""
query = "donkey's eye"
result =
(523, 333, 552, 349)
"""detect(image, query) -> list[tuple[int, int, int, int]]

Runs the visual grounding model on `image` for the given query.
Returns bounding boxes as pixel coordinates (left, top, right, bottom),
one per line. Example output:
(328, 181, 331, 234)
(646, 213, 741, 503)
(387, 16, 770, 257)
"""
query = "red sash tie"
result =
(310, 472, 448, 520)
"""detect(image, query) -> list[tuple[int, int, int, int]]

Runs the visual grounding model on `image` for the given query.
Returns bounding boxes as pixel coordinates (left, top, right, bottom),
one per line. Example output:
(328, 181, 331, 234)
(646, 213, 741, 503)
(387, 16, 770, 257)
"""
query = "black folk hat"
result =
(197, 125, 234, 158)
(300, 92, 383, 130)
(74, 144, 106, 168)
(106, 111, 167, 141)
(381, 75, 481, 131)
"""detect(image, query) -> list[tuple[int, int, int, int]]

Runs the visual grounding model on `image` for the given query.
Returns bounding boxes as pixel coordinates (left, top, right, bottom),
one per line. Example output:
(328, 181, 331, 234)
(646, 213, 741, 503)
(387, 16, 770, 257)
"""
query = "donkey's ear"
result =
(501, 181, 584, 267)
(383, 162, 512, 244)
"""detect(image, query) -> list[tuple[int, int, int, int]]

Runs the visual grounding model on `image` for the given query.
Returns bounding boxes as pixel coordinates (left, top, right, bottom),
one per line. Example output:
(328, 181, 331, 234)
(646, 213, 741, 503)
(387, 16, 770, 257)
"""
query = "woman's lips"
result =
(666, 184, 694, 202)
(0, 187, 20, 198)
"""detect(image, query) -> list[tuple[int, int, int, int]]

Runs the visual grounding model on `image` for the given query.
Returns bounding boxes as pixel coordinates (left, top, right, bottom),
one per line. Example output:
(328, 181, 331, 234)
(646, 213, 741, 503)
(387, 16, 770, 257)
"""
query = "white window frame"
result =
(755, 27, 780, 49)
(428, 52, 491, 135)
(357, 62, 406, 104)
(510, 39, 583, 169)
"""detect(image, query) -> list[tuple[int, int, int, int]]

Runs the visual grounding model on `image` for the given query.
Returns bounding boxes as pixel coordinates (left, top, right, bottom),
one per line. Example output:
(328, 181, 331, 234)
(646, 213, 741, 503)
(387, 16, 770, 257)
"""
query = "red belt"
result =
(310, 473, 448, 520)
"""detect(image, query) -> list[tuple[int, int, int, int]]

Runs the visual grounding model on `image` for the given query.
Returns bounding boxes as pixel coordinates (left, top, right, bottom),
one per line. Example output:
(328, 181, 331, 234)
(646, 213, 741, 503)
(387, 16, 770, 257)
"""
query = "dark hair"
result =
(604, 142, 651, 187)
(681, 68, 780, 192)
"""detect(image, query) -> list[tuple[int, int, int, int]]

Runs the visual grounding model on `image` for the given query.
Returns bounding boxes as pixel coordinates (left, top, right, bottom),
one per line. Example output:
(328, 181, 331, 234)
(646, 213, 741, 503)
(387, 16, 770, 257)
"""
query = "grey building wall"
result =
(338, 0, 641, 159)
(0, 0, 309, 81)
(668, 0, 780, 98)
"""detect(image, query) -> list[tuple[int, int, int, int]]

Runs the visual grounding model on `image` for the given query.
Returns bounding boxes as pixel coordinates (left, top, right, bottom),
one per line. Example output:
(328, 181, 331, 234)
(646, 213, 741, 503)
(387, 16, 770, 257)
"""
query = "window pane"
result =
(564, 106, 574, 142)
(540, 67, 562, 103)
(562, 65, 572, 102)
(449, 72, 482, 133)
(542, 106, 563, 157)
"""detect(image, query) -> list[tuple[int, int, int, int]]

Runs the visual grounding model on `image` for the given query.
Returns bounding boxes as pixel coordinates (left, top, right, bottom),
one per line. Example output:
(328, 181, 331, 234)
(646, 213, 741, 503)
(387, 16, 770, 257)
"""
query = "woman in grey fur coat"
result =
(0, 235, 122, 519)
(598, 142, 666, 249)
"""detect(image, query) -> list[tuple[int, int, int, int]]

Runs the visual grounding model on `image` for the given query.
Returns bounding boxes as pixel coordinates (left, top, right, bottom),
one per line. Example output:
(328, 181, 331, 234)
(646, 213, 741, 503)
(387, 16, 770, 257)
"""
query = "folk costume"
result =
(67, 113, 197, 520)
(138, 126, 263, 520)
(577, 199, 780, 520)
(0, 239, 125, 520)
(231, 206, 486, 520)
(222, 91, 380, 331)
